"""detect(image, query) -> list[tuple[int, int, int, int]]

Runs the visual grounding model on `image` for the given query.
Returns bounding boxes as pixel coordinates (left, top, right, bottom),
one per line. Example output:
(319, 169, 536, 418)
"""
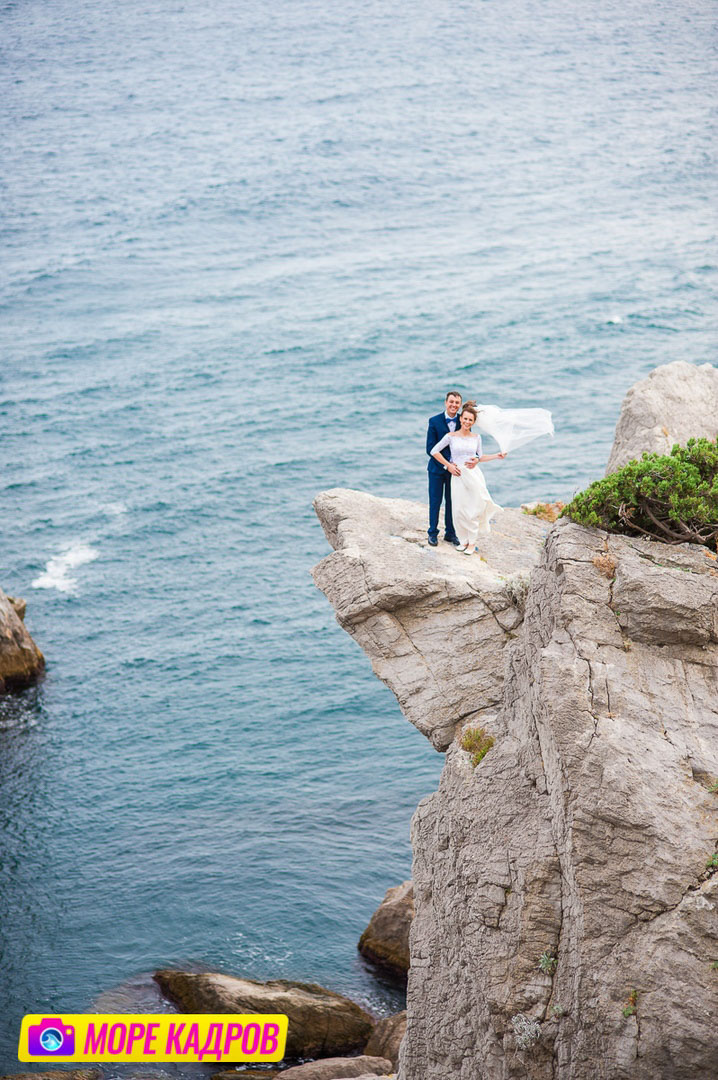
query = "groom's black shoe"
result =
(428, 536, 438, 547)
(445, 535, 461, 546)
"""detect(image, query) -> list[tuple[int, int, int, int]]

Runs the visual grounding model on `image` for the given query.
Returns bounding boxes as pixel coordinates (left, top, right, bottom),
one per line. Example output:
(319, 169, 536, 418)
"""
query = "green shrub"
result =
(460, 726, 495, 767)
(562, 438, 718, 550)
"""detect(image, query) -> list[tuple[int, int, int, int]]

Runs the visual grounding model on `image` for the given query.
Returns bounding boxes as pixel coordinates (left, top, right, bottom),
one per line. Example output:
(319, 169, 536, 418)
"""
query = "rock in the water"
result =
(0, 1073, 101, 1080)
(277, 1055, 392, 1079)
(212, 1073, 276, 1080)
(358, 883, 413, 980)
(212, 1072, 276, 1080)
(312, 489, 546, 750)
(153, 970, 374, 1060)
(0, 588, 44, 690)
(363, 1011, 405, 1068)
(606, 360, 718, 473)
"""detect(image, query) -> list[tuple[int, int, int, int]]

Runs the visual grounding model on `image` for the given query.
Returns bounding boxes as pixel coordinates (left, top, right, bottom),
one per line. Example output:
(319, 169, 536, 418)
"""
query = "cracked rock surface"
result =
(403, 519, 718, 1079)
(313, 490, 718, 1076)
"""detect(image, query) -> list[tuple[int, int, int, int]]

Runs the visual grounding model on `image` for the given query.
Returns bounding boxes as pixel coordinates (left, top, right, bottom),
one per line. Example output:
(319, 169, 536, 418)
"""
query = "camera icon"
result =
(27, 1018, 75, 1056)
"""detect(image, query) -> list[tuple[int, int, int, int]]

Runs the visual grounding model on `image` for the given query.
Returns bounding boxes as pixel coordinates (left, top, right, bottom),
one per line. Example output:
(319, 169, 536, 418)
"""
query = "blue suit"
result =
(426, 412, 459, 542)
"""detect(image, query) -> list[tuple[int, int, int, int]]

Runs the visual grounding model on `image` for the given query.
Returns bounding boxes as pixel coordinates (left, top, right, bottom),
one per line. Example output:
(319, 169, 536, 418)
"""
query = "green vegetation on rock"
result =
(562, 438, 718, 550)
(539, 950, 558, 975)
(460, 726, 495, 767)
(622, 989, 638, 1019)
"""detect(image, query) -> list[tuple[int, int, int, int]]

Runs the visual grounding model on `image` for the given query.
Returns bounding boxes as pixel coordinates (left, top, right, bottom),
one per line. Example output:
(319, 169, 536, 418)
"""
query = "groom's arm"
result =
(426, 415, 438, 458)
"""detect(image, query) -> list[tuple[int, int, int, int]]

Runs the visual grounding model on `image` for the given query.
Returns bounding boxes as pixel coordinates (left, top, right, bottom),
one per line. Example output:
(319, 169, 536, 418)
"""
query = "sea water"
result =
(1, 0, 716, 1069)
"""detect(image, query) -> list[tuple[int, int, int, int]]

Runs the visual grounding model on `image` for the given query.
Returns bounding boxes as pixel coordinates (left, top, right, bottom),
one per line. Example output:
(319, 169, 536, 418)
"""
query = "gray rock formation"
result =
(312, 490, 546, 750)
(277, 1056, 393, 1079)
(363, 1011, 406, 1068)
(153, 970, 374, 1061)
(312, 364, 718, 1080)
(358, 882, 413, 980)
(606, 360, 718, 473)
(0, 589, 44, 690)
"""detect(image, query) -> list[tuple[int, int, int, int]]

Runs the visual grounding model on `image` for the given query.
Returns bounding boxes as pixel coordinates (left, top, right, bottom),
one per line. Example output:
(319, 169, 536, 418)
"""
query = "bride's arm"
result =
(431, 434, 461, 475)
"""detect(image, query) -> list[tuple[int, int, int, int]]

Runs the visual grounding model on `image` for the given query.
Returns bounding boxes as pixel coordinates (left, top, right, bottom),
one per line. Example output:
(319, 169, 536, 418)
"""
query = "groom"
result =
(426, 391, 462, 547)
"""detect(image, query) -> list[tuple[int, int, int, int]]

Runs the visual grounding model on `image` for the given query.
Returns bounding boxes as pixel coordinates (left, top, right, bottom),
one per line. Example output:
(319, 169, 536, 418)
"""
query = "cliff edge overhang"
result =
(312, 490, 548, 750)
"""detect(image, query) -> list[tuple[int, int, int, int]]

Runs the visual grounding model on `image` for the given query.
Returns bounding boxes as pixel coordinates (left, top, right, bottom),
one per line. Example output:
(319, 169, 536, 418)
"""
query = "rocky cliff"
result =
(312, 364, 718, 1080)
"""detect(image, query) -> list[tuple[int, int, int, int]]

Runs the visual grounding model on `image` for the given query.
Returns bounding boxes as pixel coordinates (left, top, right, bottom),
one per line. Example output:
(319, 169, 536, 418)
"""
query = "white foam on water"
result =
(99, 501, 128, 516)
(32, 541, 99, 593)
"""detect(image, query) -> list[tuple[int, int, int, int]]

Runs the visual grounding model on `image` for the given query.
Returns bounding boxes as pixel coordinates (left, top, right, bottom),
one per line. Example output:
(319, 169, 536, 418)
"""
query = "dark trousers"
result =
(428, 469, 456, 540)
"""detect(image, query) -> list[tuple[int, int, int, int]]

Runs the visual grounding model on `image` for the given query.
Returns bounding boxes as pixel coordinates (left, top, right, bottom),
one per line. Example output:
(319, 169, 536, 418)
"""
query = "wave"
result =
(98, 501, 127, 517)
(31, 541, 99, 594)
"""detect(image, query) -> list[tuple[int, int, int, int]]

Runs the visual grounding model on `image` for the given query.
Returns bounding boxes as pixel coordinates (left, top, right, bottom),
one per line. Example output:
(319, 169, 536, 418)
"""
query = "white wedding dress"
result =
(431, 432, 502, 546)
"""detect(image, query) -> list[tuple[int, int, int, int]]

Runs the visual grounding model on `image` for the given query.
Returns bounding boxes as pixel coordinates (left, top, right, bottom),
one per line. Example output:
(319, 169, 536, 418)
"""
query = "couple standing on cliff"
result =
(426, 390, 554, 554)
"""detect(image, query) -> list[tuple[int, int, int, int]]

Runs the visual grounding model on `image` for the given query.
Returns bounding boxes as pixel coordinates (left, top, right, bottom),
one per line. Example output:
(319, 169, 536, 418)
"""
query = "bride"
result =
(430, 401, 505, 553)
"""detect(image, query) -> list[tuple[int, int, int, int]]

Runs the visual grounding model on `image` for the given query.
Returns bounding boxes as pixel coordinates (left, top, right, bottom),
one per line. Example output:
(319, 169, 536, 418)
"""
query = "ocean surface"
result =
(1, 0, 716, 1069)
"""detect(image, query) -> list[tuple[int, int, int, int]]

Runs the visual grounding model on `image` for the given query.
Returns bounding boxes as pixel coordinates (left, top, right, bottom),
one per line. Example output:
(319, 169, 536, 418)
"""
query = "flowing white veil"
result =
(474, 403, 554, 455)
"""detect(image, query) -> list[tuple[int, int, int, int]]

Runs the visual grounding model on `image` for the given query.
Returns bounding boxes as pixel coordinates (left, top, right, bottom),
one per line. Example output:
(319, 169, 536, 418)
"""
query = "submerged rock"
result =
(358, 882, 413, 980)
(153, 970, 374, 1060)
(0, 588, 44, 690)
(277, 1056, 392, 1079)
